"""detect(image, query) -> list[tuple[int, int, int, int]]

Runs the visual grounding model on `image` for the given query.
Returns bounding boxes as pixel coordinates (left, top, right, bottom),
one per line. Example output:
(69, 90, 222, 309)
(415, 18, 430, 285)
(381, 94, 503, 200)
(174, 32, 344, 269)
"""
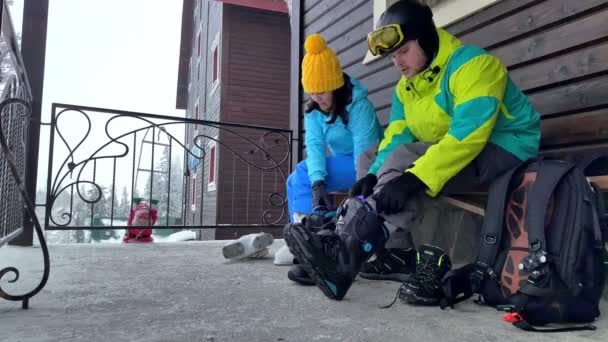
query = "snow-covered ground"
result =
(1, 241, 606, 342)
(44, 222, 197, 245)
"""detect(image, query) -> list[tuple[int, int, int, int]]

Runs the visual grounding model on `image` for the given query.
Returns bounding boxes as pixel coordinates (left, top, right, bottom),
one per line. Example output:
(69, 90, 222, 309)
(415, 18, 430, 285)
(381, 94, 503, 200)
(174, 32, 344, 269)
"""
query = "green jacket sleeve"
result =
(408, 54, 507, 196)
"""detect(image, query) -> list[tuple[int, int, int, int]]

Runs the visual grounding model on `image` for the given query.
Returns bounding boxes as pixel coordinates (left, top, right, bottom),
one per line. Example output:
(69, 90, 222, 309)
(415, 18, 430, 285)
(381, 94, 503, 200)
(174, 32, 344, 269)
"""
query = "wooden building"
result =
(176, 0, 291, 240)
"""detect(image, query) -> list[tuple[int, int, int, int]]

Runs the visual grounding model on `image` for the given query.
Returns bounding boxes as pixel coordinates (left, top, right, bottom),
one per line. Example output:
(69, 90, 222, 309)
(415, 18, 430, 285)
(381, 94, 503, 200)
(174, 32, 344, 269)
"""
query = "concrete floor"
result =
(0, 241, 607, 342)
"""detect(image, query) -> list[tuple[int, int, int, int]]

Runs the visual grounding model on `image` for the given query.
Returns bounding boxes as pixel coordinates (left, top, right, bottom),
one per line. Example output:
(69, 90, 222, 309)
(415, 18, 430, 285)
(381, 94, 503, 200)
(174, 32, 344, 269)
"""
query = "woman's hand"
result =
(312, 180, 333, 209)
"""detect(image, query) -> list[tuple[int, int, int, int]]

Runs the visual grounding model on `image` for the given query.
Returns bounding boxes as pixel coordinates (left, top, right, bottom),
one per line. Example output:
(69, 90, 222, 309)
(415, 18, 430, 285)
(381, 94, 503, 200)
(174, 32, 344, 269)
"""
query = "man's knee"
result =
(358, 145, 378, 163)
(376, 143, 429, 180)
(403, 142, 432, 156)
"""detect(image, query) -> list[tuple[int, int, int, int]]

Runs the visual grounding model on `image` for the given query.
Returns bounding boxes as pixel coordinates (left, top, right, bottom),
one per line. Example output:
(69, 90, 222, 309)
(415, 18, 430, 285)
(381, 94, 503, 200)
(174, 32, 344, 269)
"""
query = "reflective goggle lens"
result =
(367, 24, 405, 56)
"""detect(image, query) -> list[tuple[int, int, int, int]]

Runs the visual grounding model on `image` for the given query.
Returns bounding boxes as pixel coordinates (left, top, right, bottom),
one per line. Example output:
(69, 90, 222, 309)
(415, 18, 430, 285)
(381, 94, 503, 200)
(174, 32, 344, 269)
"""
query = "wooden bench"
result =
(331, 174, 607, 217)
(442, 175, 608, 217)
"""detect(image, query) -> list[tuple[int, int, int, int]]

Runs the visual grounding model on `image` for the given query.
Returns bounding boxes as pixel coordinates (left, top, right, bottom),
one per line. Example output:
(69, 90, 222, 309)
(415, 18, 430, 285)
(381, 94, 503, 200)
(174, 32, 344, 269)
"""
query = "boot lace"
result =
(380, 263, 440, 309)
(412, 263, 442, 296)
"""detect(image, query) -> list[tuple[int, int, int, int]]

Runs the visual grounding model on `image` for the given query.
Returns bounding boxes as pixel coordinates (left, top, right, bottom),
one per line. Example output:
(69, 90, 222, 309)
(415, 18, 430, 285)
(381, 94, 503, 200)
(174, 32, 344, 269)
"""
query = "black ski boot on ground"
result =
(285, 197, 388, 300)
(359, 248, 416, 282)
(287, 264, 316, 286)
(398, 244, 452, 305)
(284, 208, 337, 286)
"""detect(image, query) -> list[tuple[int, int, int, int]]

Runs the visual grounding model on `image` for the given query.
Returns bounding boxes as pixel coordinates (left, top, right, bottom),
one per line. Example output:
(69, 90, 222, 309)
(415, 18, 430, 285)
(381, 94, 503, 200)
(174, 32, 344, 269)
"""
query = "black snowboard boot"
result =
(359, 248, 416, 282)
(287, 264, 315, 286)
(398, 244, 452, 305)
(283, 209, 336, 287)
(285, 197, 388, 300)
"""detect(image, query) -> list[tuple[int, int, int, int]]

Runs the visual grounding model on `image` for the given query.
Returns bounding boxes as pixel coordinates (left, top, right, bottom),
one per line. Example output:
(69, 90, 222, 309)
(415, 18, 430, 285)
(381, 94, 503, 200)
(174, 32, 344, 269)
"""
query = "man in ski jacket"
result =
(285, 0, 540, 302)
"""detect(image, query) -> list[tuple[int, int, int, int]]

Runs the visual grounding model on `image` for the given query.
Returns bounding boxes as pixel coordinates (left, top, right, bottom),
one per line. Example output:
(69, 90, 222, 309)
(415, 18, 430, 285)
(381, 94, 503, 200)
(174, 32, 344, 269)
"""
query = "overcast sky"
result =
(9, 0, 185, 194)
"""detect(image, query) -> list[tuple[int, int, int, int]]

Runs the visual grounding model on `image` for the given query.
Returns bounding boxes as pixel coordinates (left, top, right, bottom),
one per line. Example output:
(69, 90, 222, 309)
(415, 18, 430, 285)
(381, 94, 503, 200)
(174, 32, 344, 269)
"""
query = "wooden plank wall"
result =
(216, 4, 291, 239)
(299, 0, 608, 158)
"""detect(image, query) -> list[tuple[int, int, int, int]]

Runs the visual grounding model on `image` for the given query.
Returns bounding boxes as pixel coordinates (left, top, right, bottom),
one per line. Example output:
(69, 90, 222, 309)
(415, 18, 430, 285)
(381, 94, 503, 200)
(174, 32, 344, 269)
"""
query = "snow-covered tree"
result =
(169, 154, 184, 222)
(143, 146, 184, 223)
(116, 185, 130, 219)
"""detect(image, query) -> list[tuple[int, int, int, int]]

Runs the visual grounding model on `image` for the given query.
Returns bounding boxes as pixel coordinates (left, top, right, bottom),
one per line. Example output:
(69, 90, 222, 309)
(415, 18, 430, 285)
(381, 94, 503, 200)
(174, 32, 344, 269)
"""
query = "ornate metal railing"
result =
(44, 103, 293, 237)
(0, 0, 50, 309)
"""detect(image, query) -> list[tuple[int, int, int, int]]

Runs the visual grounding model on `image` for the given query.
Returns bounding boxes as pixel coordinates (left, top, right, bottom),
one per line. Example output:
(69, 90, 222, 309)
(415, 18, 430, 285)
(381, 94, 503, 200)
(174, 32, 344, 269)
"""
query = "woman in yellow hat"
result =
(285, 33, 383, 284)
(285, 0, 540, 302)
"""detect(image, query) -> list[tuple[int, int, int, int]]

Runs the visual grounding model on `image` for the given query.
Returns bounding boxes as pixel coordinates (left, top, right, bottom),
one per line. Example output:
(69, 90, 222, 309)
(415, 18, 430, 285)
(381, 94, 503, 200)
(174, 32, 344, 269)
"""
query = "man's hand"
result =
(312, 180, 333, 209)
(349, 173, 378, 198)
(373, 172, 425, 215)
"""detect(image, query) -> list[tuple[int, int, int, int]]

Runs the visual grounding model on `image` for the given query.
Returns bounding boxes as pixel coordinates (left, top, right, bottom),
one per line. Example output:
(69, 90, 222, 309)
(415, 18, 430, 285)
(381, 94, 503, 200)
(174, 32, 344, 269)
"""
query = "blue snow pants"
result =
(286, 155, 357, 222)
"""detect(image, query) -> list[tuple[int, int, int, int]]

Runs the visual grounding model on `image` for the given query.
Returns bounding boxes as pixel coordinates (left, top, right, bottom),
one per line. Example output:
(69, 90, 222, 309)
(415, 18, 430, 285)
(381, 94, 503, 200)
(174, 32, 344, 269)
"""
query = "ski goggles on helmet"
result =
(367, 24, 406, 57)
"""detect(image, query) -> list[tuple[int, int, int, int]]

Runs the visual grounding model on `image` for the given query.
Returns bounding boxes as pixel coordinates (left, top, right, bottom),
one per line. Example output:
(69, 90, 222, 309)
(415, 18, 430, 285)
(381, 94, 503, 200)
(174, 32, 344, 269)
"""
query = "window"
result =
(212, 48, 218, 83)
(195, 99, 199, 120)
(188, 57, 192, 92)
(191, 175, 197, 205)
(197, 31, 202, 58)
(207, 140, 217, 192)
(189, 144, 201, 172)
(210, 33, 220, 94)
(363, 0, 502, 64)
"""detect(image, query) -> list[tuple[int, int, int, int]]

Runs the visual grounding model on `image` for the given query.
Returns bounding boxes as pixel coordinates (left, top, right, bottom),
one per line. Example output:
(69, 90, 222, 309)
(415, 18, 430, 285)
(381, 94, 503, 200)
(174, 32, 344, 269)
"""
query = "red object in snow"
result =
(123, 201, 157, 243)
(502, 312, 523, 323)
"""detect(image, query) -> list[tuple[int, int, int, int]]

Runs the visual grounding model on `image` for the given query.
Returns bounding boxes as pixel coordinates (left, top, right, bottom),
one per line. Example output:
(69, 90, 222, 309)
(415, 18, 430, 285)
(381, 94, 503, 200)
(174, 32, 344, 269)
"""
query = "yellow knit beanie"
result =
(301, 34, 344, 94)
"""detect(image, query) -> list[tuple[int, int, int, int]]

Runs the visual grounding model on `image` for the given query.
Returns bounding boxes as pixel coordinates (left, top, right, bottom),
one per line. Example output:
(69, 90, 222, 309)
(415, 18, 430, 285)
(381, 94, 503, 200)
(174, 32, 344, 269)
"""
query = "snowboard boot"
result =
(398, 244, 452, 305)
(285, 196, 388, 300)
(303, 207, 337, 231)
(222, 232, 274, 260)
(282, 210, 335, 284)
(359, 248, 416, 282)
(287, 264, 315, 286)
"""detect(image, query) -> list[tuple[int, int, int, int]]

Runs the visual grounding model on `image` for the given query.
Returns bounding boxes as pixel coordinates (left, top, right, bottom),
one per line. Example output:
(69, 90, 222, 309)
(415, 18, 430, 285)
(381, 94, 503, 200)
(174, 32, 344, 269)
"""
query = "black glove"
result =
(373, 172, 425, 215)
(312, 180, 333, 209)
(349, 173, 378, 197)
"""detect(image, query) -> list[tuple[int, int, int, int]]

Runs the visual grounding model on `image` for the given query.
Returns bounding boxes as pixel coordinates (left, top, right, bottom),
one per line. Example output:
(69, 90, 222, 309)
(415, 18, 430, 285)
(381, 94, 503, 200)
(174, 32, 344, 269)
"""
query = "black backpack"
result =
(441, 158, 608, 332)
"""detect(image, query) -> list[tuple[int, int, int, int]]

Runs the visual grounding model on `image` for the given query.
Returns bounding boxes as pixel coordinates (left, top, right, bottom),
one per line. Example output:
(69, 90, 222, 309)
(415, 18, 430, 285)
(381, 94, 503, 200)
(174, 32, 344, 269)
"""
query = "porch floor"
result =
(1, 240, 607, 342)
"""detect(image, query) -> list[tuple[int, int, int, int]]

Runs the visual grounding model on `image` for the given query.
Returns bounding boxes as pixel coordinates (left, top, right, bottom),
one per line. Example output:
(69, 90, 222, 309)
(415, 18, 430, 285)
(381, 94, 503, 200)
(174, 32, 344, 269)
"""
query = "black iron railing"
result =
(44, 103, 293, 236)
(0, 0, 50, 309)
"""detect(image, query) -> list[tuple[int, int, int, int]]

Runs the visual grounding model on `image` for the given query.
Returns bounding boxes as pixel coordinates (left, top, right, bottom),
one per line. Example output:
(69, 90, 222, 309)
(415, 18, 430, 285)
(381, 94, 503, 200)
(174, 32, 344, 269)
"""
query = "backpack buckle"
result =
(470, 262, 495, 290)
(471, 269, 484, 289)
(496, 304, 516, 312)
(520, 250, 549, 272)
